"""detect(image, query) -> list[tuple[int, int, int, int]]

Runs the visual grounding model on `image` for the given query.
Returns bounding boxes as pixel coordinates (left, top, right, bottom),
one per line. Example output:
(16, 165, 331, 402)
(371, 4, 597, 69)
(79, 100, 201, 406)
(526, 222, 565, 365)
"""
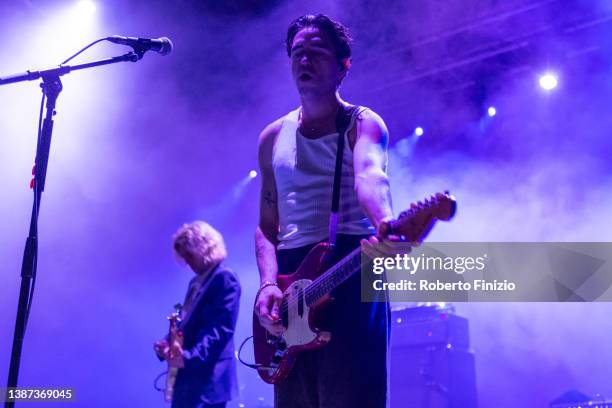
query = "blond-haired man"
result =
(155, 221, 241, 408)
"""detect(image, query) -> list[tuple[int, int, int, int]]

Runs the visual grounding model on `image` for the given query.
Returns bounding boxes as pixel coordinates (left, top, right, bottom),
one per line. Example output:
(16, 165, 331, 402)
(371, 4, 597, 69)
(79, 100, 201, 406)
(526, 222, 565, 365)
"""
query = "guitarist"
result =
(155, 221, 241, 408)
(254, 14, 396, 408)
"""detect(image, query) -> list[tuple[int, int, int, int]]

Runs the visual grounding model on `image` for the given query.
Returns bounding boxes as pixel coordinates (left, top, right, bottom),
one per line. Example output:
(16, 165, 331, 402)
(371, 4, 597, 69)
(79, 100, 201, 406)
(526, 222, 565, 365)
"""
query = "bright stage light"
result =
(487, 106, 497, 117)
(414, 127, 424, 137)
(76, 0, 97, 16)
(249, 170, 258, 178)
(539, 73, 558, 90)
(23, 1, 101, 67)
(1, 0, 103, 178)
(68, 1, 97, 27)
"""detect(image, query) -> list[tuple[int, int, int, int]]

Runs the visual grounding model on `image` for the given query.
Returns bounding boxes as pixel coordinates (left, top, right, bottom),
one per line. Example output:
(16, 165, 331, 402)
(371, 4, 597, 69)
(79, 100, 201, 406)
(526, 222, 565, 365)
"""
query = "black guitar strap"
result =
(329, 104, 359, 249)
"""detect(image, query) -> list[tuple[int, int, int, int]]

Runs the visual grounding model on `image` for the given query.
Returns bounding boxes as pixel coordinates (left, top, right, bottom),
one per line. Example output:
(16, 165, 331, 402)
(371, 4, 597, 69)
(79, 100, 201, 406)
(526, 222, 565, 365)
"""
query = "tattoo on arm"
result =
(264, 191, 277, 206)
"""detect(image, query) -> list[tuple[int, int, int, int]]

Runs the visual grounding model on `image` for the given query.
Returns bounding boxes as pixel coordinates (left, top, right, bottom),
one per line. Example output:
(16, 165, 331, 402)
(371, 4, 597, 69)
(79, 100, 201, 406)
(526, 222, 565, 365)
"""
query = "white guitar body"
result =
(281, 279, 330, 347)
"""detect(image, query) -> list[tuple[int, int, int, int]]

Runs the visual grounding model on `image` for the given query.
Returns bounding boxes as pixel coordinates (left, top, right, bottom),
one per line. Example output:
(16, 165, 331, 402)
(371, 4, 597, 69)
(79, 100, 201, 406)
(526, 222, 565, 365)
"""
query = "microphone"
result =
(107, 36, 173, 56)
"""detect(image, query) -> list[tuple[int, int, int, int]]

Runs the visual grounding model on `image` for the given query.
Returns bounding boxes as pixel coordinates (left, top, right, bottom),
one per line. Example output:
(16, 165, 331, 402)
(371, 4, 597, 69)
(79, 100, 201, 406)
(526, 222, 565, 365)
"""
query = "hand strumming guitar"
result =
(153, 337, 185, 368)
(254, 284, 285, 336)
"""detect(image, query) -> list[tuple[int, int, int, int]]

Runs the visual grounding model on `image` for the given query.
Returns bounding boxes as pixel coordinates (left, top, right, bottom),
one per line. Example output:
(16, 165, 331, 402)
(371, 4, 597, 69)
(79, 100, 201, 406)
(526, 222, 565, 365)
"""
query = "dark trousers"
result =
(171, 376, 228, 408)
(171, 390, 226, 408)
(274, 235, 390, 408)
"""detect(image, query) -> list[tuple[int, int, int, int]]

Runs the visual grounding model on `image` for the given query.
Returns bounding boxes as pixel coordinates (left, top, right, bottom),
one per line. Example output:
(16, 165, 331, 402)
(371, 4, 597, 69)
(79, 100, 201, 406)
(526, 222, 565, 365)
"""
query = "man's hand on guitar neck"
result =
(361, 217, 408, 260)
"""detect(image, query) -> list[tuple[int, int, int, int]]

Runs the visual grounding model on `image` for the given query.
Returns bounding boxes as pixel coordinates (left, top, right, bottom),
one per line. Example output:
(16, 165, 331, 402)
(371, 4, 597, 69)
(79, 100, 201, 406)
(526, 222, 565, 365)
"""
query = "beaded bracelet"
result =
(255, 280, 278, 302)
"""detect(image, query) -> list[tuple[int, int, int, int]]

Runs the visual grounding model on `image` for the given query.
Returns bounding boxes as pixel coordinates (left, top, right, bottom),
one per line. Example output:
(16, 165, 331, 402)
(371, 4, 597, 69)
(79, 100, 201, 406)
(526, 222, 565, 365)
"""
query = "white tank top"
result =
(273, 107, 375, 249)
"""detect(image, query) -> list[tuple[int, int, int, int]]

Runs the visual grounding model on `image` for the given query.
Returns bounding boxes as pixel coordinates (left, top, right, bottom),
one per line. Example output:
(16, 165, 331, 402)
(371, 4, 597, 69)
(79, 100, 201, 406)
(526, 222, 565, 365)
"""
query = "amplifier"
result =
(391, 306, 470, 349)
(551, 402, 612, 408)
(550, 390, 612, 408)
(390, 306, 477, 408)
(390, 346, 478, 408)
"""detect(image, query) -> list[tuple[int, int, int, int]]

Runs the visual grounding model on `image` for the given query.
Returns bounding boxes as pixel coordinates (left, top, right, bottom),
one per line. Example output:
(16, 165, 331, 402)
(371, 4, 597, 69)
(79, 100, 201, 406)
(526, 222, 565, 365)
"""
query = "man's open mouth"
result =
(299, 73, 313, 80)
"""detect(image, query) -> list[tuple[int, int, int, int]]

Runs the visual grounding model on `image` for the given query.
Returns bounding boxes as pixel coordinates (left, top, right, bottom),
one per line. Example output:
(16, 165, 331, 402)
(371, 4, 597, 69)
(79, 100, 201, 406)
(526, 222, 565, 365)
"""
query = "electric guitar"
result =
(164, 303, 183, 402)
(252, 191, 457, 384)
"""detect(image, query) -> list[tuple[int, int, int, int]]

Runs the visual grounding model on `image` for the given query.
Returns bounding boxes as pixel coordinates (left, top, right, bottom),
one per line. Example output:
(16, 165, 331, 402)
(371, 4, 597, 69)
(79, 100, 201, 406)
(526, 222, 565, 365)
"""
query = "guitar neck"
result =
(299, 192, 454, 307)
(304, 247, 363, 306)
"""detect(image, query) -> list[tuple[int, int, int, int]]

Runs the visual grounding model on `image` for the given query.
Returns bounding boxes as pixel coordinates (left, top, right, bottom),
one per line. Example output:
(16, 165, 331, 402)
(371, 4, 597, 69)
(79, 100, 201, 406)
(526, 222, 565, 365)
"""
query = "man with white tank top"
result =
(254, 14, 396, 408)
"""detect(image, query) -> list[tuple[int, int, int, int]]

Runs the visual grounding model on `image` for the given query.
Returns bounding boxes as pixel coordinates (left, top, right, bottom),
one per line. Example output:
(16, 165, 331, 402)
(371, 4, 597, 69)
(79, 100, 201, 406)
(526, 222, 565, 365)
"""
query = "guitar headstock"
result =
(385, 191, 456, 243)
(167, 303, 183, 330)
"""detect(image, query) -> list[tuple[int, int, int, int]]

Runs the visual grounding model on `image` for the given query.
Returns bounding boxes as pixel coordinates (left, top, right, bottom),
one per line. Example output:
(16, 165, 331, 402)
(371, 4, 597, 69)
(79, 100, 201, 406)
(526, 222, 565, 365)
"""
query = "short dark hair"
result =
(286, 14, 353, 66)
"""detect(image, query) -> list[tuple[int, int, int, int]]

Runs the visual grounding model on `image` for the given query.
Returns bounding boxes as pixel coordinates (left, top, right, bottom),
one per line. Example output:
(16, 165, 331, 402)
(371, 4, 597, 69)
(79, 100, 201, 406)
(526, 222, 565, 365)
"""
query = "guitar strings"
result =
(278, 247, 362, 316)
(274, 196, 445, 322)
(279, 252, 353, 315)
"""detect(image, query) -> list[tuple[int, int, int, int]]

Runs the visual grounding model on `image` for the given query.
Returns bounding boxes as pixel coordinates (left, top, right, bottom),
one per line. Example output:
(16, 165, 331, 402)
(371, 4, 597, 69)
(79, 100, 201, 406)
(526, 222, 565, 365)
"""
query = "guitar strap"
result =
(329, 104, 359, 249)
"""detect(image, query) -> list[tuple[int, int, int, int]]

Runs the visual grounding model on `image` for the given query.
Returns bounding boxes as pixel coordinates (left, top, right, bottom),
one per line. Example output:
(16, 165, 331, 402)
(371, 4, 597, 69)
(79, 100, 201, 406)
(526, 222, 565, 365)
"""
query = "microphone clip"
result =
(127, 38, 155, 60)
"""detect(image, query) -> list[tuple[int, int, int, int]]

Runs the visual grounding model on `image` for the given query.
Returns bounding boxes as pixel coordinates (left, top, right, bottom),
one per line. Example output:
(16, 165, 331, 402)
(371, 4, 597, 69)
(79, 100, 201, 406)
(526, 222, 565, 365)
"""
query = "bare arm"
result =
(353, 109, 394, 232)
(255, 120, 281, 283)
(254, 120, 284, 335)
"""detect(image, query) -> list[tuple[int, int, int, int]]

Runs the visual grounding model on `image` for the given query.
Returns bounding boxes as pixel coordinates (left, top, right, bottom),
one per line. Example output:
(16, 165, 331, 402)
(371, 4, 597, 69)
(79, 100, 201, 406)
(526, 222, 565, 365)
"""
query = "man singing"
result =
(156, 221, 241, 408)
(254, 14, 394, 408)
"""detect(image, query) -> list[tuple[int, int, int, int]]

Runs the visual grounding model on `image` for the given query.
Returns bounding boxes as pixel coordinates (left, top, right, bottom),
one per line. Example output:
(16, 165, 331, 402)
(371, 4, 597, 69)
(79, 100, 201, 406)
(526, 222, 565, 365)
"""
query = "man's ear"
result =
(340, 58, 352, 71)
(338, 58, 351, 83)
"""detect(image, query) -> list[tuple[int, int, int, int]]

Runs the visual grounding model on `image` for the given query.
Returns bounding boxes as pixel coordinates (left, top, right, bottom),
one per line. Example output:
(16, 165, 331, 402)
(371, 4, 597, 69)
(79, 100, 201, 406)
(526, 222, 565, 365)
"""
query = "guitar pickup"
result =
(297, 288, 304, 317)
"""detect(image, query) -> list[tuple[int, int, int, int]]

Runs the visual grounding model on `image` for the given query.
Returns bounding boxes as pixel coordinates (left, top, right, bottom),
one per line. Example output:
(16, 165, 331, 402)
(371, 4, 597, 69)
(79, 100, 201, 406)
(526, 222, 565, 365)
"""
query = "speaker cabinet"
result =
(390, 307, 478, 408)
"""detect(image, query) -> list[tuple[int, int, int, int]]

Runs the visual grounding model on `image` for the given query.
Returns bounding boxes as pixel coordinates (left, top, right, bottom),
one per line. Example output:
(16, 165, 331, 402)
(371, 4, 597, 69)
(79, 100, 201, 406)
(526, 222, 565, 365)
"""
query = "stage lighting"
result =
(249, 170, 257, 178)
(24, 0, 100, 66)
(539, 73, 558, 90)
(487, 106, 497, 117)
(414, 127, 424, 137)
(76, 0, 96, 16)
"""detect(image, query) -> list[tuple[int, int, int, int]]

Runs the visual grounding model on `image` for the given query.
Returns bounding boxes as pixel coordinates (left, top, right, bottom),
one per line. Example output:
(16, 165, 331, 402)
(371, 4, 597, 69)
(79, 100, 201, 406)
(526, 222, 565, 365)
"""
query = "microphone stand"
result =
(1, 50, 142, 408)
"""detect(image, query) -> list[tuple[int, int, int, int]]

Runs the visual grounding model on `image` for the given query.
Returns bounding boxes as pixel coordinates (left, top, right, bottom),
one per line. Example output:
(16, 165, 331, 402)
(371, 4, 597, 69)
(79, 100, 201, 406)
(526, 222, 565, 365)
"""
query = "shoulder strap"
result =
(329, 104, 358, 247)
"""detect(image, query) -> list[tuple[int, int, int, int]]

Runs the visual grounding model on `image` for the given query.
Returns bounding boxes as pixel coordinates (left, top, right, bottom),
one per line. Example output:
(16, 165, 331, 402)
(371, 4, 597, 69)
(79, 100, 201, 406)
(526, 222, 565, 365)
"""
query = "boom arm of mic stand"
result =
(0, 52, 140, 86)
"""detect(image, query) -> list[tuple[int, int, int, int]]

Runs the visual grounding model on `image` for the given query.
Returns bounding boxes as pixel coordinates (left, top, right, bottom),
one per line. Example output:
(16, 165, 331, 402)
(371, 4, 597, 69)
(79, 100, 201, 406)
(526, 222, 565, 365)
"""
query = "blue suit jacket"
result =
(171, 264, 241, 407)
